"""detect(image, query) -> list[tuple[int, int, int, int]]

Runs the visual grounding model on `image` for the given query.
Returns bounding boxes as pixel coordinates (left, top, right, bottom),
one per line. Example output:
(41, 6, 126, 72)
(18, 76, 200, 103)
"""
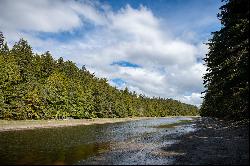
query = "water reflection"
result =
(14, 142, 110, 165)
(0, 124, 111, 165)
(0, 117, 196, 165)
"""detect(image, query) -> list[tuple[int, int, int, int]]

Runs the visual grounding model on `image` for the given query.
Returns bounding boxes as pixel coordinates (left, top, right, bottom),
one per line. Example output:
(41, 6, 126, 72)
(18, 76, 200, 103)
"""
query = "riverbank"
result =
(0, 117, 147, 132)
(0, 116, 199, 132)
(162, 117, 249, 165)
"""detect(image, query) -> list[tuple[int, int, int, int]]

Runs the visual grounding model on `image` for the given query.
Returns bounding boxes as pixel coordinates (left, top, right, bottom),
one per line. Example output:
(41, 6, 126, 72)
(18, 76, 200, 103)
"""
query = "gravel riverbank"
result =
(162, 117, 249, 165)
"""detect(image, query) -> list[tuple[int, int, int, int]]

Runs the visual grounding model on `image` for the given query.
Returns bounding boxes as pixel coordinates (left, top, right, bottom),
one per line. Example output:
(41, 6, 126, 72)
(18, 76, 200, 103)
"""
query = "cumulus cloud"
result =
(0, 0, 208, 106)
(179, 93, 204, 107)
(1, 0, 78, 32)
(0, 0, 106, 36)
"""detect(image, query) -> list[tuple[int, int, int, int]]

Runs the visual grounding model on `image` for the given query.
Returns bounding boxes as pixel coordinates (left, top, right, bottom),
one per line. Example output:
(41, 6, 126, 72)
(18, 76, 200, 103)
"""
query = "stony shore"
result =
(162, 117, 249, 165)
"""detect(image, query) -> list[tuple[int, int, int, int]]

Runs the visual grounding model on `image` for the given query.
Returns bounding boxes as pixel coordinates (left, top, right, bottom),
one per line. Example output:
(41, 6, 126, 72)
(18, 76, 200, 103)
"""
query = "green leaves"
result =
(0, 33, 199, 120)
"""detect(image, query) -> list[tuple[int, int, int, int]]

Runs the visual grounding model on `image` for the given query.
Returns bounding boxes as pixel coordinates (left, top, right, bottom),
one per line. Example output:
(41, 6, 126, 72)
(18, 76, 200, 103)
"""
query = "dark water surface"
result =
(0, 117, 197, 165)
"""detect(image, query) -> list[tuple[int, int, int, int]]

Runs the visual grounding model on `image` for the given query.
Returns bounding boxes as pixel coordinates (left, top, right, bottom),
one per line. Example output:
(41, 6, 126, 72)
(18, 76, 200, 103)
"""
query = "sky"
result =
(0, 0, 223, 106)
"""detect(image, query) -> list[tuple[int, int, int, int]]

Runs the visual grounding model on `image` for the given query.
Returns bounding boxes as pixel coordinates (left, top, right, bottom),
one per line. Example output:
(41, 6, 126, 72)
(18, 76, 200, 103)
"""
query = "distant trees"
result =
(0, 34, 199, 120)
(200, 0, 249, 120)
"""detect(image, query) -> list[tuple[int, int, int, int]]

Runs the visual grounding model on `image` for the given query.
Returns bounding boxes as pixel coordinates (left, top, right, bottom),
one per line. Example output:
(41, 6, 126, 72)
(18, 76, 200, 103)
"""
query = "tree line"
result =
(0, 33, 199, 120)
(200, 0, 249, 120)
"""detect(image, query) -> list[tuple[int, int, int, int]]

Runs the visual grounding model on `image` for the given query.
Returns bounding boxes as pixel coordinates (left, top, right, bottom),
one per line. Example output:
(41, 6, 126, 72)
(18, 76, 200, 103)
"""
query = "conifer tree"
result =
(0, 32, 199, 120)
(201, 0, 249, 119)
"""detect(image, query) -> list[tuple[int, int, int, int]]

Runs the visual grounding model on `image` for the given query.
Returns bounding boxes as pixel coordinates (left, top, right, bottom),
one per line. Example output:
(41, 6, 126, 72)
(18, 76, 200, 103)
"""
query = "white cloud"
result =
(0, 1, 208, 106)
(179, 93, 204, 107)
(196, 42, 209, 59)
(0, 0, 106, 34)
(0, 0, 78, 32)
(109, 5, 161, 41)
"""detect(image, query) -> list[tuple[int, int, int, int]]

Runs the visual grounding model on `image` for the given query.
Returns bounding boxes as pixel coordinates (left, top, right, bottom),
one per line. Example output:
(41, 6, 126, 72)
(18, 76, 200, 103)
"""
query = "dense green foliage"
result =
(0, 34, 198, 120)
(200, 0, 249, 120)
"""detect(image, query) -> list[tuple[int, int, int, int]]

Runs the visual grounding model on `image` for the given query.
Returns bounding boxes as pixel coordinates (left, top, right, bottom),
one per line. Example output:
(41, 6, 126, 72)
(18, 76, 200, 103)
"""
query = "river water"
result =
(0, 117, 197, 165)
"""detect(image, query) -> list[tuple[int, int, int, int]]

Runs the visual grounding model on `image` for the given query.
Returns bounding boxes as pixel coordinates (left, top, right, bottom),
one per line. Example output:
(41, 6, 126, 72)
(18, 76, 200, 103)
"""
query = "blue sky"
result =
(0, 0, 223, 106)
(111, 61, 142, 68)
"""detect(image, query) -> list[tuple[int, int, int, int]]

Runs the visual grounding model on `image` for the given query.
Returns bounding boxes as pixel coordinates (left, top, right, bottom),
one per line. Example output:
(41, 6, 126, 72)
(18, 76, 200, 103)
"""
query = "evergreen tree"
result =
(200, 0, 249, 120)
(0, 32, 199, 120)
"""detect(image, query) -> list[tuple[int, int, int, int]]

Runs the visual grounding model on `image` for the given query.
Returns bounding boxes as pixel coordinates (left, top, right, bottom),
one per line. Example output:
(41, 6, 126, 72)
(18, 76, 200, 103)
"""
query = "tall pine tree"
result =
(200, 0, 249, 120)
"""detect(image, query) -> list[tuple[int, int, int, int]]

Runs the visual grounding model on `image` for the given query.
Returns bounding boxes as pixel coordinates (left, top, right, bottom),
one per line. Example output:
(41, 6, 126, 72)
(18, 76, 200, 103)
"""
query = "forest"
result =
(200, 0, 249, 120)
(0, 34, 198, 120)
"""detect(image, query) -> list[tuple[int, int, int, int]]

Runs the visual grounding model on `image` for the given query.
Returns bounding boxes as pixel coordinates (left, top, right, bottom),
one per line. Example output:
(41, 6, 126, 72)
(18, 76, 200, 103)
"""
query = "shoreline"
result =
(163, 117, 249, 165)
(0, 116, 200, 132)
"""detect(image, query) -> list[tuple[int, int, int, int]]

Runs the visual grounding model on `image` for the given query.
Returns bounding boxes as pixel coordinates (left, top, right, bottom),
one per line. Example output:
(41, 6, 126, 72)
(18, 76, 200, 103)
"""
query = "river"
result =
(0, 117, 197, 165)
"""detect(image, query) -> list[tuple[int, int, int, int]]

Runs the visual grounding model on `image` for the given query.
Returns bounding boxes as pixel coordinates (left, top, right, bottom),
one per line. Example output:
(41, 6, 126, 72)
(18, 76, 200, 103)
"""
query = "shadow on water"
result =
(17, 142, 110, 165)
(0, 117, 197, 165)
(0, 124, 111, 165)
